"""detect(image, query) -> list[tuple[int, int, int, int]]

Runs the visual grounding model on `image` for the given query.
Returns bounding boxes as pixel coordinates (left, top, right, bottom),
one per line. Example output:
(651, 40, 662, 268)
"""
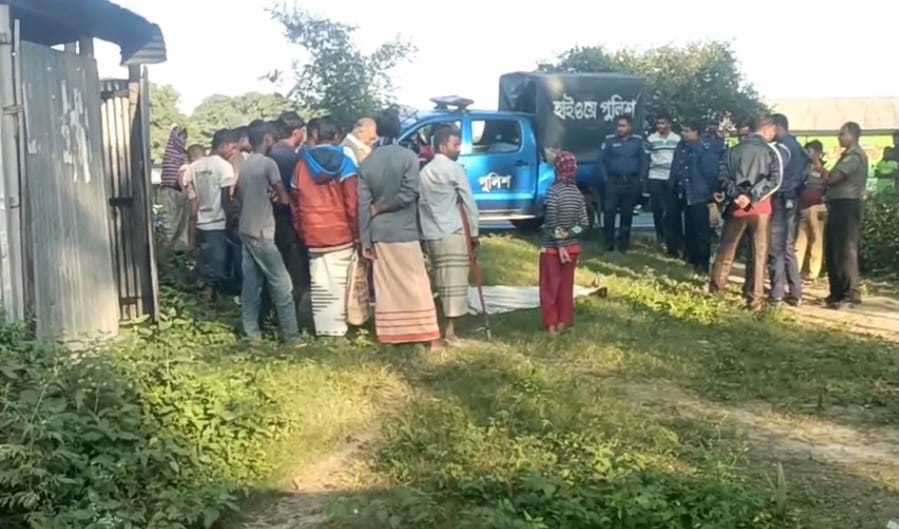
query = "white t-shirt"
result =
(184, 155, 235, 231)
(647, 131, 681, 181)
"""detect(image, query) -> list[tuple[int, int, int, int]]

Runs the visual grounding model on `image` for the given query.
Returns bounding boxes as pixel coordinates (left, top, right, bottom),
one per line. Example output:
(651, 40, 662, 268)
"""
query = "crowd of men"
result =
(157, 110, 480, 348)
(155, 104, 895, 347)
(595, 113, 893, 311)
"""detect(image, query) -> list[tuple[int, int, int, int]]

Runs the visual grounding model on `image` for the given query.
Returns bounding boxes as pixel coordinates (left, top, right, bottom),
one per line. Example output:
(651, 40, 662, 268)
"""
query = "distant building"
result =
(767, 97, 899, 167)
(766, 97, 899, 136)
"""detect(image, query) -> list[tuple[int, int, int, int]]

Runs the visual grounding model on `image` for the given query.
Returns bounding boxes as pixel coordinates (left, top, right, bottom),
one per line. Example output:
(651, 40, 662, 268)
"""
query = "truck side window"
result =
(471, 119, 522, 154)
(399, 120, 461, 168)
(399, 121, 461, 153)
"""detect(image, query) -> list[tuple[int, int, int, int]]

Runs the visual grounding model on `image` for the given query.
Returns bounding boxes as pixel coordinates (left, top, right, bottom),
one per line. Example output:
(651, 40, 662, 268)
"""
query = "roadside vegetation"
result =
(862, 190, 899, 278)
(2, 227, 897, 529)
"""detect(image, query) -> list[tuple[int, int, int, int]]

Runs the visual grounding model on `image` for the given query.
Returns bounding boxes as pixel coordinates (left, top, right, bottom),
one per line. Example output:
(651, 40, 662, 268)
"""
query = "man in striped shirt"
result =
(157, 126, 191, 251)
(646, 115, 681, 256)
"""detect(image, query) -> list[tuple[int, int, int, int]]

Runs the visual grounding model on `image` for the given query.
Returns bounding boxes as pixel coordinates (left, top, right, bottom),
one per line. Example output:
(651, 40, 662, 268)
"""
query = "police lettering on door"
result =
(479, 172, 512, 192)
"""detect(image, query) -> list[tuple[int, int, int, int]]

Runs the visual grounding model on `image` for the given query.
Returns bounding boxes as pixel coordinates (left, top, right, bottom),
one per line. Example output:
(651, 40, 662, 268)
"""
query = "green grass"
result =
(165, 234, 897, 529)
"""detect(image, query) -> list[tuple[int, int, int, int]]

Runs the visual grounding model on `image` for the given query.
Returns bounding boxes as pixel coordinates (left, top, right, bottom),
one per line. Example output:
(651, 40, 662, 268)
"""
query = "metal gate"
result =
(20, 42, 120, 340)
(100, 74, 158, 323)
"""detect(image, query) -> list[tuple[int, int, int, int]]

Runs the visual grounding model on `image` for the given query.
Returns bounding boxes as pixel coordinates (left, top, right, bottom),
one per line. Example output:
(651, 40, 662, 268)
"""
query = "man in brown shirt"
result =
(810, 121, 868, 309)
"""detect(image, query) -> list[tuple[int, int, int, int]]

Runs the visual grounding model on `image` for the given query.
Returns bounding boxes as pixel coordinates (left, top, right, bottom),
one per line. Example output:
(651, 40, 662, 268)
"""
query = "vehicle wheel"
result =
(511, 218, 544, 232)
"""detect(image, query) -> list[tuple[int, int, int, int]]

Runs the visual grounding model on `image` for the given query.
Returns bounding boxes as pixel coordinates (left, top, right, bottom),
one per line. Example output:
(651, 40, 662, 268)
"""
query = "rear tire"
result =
(511, 218, 544, 232)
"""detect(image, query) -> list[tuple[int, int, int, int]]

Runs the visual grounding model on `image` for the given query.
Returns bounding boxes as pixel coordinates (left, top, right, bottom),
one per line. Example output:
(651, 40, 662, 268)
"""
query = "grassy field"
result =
(192, 233, 896, 529)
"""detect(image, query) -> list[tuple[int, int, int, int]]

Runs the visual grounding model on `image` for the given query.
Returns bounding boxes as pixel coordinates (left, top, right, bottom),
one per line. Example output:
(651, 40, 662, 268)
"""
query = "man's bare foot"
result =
(429, 339, 445, 351)
(547, 325, 557, 336)
(445, 334, 462, 348)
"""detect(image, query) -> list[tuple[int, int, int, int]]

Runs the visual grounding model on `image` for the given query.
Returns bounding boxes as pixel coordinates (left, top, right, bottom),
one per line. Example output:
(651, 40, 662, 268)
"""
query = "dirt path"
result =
(240, 431, 378, 529)
(621, 382, 898, 473)
(728, 263, 899, 341)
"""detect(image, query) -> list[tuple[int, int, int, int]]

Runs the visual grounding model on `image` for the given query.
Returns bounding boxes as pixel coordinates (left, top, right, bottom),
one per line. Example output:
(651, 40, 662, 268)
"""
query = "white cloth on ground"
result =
(467, 285, 598, 316)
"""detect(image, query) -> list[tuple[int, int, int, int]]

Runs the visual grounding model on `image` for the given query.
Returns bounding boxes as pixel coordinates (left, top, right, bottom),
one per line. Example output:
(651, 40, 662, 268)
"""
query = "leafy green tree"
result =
(269, 7, 415, 129)
(188, 92, 295, 146)
(148, 83, 187, 163)
(540, 42, 765, 131)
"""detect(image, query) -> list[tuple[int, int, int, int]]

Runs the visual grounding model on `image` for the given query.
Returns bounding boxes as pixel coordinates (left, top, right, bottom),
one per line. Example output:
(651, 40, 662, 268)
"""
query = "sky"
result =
(95, 0, 897, 115)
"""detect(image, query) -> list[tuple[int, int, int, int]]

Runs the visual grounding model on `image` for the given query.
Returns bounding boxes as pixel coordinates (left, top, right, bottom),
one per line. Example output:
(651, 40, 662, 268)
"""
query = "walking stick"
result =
(458, 202, 492, 340)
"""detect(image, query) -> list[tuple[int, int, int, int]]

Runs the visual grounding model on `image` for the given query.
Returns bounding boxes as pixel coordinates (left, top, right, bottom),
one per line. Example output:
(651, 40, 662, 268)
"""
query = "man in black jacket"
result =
(709, 115, 783, 310)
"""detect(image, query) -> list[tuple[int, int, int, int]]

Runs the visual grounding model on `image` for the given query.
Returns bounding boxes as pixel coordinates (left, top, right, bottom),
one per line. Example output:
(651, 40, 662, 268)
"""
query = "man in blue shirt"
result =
(671, 122, 719, 275)
(769, 113, 809, 306)
(596, 115, 650, 252)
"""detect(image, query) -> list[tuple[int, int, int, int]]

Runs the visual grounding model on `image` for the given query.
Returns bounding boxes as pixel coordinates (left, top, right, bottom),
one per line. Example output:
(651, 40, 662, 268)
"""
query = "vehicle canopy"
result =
(498, 72, 646, 164)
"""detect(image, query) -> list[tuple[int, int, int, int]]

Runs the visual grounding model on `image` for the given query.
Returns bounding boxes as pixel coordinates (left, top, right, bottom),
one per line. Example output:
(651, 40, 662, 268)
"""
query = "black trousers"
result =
(710, 212, 771, 305)
(578, 184, 601, 230)
(602, 181, 641, 251)
(648, 180, 682, 256)
(824, 199, 863, 303)
(683, 203, 712, 273)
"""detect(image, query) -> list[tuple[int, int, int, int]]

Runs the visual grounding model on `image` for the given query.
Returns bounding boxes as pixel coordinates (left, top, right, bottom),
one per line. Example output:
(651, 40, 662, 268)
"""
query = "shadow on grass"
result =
(330, 346, 897, 529)
(220, 487, 393, 529)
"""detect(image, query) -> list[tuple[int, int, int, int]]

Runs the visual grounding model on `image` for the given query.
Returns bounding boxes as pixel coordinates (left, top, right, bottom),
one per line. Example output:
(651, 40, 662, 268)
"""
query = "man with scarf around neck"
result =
(358, 109, 442, 348)
(290, 116, 360, 338)
(540, 151, 589, 335)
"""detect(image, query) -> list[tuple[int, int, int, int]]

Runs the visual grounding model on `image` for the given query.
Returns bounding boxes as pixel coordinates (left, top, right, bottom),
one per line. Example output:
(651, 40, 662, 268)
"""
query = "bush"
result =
(861, 190, 899, 276)
(0, 289, 293, 529)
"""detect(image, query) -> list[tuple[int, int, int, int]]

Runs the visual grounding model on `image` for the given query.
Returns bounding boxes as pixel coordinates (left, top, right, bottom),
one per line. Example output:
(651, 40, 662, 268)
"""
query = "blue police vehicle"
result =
(397, 72, 645, 230)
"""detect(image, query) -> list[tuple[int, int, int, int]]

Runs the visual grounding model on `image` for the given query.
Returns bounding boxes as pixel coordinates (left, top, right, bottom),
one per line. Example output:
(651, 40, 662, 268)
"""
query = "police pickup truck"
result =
(398, 72, 644, 230)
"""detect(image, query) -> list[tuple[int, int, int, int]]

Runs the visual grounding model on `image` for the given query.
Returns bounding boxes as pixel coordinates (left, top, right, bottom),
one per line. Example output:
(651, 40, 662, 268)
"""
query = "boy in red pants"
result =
(540, 151, 589, 334)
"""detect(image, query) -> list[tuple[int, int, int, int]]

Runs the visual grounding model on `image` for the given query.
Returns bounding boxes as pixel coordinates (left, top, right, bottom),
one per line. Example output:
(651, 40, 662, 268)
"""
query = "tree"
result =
(269, 7, 415, 129)
(149, 84, 187, 163)
(188, 92, 295, 146)
(540, 42, 765, 131)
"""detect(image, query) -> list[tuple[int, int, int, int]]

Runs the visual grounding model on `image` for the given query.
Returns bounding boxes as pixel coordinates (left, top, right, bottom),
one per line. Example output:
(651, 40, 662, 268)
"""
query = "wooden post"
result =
(78, 37, 93, 57)
(0, 5, 25, 322)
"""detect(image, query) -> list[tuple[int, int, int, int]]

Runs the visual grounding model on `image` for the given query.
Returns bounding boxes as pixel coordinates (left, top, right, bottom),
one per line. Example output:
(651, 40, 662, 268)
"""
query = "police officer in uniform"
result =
(596, 115, 650, 252)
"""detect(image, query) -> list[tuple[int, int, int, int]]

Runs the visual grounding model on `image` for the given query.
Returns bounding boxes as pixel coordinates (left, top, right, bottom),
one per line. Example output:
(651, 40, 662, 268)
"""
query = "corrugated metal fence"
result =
(20, 41, 119, 340)
(100, 78, 158, 322)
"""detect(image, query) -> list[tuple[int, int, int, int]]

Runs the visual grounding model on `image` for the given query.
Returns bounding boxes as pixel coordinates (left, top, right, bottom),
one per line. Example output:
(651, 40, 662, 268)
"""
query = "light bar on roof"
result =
(430, 96, 474, 110)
